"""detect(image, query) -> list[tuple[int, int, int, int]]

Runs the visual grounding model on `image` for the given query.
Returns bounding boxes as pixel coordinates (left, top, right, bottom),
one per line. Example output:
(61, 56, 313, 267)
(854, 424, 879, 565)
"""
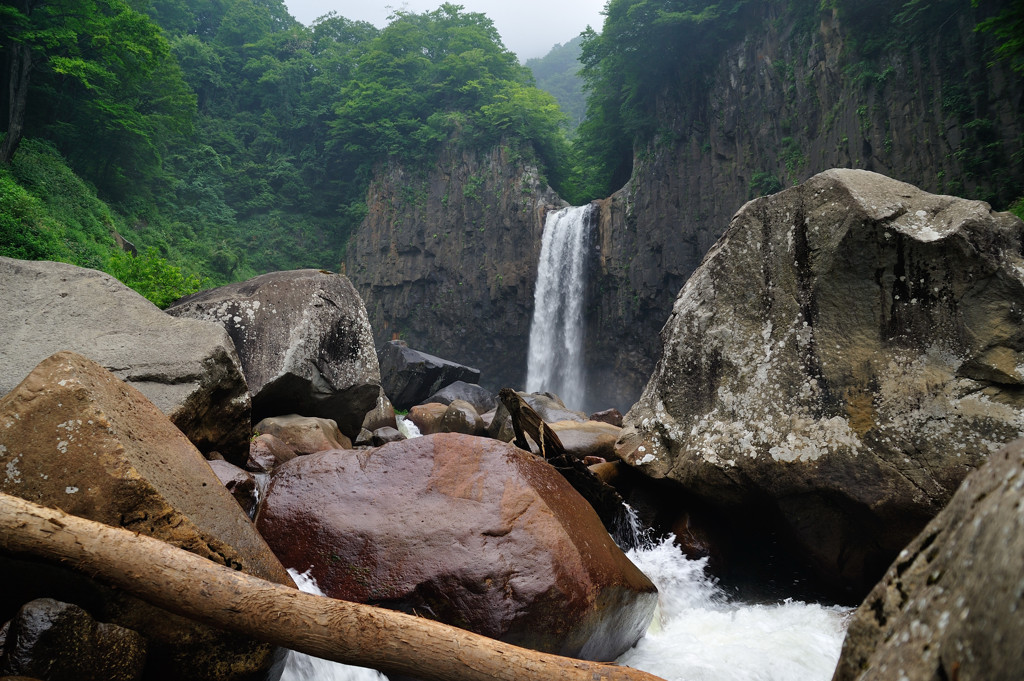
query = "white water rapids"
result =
(278, 539, 851, 681)
(525, 204, 594, 411)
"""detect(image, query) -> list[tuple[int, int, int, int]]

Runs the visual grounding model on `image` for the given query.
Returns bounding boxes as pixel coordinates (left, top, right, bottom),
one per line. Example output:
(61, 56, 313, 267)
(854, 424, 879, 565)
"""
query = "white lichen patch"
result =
(65, 486, 79, 494)
(5, 455, 22, 484)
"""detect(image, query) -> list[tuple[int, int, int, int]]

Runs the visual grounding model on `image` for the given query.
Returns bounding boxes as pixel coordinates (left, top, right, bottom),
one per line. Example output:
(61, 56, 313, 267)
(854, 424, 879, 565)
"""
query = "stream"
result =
(277, 537, 850, 681)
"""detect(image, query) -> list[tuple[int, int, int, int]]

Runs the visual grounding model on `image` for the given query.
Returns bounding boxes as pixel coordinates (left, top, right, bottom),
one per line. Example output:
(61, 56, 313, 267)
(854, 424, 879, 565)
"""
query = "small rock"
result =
(253, 415, 351, 455)
(208, 460, 257, 517)
(245, 434, 297, 473)
(589, 408, 623, 427)
(425, 381, 497, 414)
(407, 403, 448, 435)
(440, 399, 485, 436)
(371, 427, 405, 446)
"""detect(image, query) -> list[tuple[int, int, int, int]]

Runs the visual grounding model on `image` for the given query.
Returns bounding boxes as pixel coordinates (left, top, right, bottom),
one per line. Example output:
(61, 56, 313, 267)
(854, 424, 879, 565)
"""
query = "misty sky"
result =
(282, 0, 606, 60)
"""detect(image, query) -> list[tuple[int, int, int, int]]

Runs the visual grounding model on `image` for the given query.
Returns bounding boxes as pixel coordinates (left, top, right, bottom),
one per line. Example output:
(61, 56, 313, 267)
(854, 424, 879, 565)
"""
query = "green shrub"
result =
(104, 247, 207, 308)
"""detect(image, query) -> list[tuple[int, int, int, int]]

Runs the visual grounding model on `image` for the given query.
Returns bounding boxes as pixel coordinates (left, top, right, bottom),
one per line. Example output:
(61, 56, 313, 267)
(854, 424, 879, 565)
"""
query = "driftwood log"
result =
(0, 492, 664, 681)
(498, 388, 629, 533)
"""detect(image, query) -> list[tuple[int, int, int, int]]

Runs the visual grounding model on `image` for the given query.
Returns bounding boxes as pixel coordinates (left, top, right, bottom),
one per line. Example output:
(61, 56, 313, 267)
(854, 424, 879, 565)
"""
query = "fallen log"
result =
(0, 492, 665, 681)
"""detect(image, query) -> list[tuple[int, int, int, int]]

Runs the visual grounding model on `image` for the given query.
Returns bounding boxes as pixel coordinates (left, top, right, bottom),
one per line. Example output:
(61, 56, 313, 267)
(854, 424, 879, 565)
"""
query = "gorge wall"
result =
(348, 2, 1024, 412)
(345, 144, 562, 392)
(586, 3, 1024, 409)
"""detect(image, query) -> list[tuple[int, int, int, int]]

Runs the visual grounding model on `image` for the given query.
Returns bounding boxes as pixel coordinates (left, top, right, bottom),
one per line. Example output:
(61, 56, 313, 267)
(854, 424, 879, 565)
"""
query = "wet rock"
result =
(439, 399, 485, 436)
(424, 381, 497, 415)
(256, 433, 658, 661)
(0, 599, 146, 681)
(589, 409, 623, 427)
(407, 403, 448, 435)
(370, 427, 404, 446)
(486, 392, 588, 443)
(361, 390, 398, 433)
(253, 415, 351, 454)
(167, 269, 380, 439)
(377, 340, 481, 410)
(618, 169, 1024, 596)
(833, 439, 1024, 681)
(549, 420, 621, 461)
(0, 351, 293, 681)
(0, 257, 250, 462)
(245, 434, 297, 473)
(208, 460, 257, 517)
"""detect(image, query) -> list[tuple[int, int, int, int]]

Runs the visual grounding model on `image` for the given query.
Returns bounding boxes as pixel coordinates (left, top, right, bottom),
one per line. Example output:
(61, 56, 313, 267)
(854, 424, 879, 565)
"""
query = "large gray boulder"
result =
(617, 169, 1024, 595)
(0, 257, 250, 460)
(832, 438, 1024, 681)
(377, 340, 481, 410)
(167, 269, 380, 438)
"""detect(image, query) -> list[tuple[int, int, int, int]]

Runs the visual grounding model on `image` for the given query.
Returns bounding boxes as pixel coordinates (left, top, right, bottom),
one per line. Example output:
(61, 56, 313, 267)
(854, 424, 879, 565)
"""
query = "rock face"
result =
(166, 269, 380, 438)
(377, 340, 482, 410)
(618, 169, 1024, 595)
(0, 257, 250, 460)
(256, 433, 658, 661)
(0, 598, 147, 681)
(0, 351, 293, 680)
(345, 144, 563, 392)
(833, 439, 1024, 681)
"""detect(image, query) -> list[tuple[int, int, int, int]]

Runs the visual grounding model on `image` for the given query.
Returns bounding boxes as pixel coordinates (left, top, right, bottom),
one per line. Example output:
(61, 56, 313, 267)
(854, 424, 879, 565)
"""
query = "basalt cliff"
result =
(347, 4, 1024, 411)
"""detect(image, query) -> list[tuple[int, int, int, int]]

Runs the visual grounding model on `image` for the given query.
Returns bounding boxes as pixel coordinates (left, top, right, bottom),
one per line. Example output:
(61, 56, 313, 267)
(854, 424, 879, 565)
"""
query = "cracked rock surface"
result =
(167, 269, 380, 438)
(617, 169, 1024, 595)
(833, 438, 1024, 681)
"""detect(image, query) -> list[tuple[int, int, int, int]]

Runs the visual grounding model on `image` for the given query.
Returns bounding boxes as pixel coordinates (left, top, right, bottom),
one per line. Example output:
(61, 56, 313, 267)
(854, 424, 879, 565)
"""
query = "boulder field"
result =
(618, 168, 1024, 596)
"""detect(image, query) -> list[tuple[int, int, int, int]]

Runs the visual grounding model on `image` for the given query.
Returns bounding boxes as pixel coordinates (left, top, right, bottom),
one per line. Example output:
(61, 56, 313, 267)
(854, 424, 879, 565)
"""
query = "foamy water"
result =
(275, 569, 387, 681)
(277, 539, 850, 681)
(618, 537, 851, 681)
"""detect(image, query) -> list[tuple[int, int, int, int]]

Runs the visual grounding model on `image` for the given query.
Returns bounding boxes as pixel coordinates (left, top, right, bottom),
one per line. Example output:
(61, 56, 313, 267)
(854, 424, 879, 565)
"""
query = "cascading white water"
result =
(275, 547, 850, 681)
(618, 537, 851, 681)
(526, 204, 594, 410)
(275, 569, 387, 681)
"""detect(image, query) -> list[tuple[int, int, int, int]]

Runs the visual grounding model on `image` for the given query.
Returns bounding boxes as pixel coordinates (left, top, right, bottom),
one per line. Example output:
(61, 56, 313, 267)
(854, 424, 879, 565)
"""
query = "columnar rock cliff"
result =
(587, 5, 1024, 408)
(347, 4, 1023, 410)
(345, 144, 562, 392)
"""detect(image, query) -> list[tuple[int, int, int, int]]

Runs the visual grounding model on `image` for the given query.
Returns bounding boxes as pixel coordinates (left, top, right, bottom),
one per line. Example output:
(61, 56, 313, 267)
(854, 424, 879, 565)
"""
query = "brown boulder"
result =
(245, 433, 297, 473)
(252, 414, 351, 454)
(439, 399, 485, 435)
(255, 433, 658, 661)
(549, 420, 621, 460)
(361, 390, 398, 432)
(0, 351, 293, 681)
(407, 403, 448, 435)
(208, 460, 257, 517)
(589, 409, 623, 427)
(833, 439, 1024, 681)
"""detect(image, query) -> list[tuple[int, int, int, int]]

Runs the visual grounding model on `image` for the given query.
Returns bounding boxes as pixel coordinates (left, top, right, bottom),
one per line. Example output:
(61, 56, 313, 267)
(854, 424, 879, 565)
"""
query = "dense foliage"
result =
(1, 0, 568, 299)
(526, 35, 587, 133)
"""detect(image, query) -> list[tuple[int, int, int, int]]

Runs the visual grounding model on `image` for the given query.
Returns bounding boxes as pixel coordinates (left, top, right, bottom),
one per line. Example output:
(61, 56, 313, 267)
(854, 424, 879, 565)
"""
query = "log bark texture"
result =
(0, 492, 664, 681)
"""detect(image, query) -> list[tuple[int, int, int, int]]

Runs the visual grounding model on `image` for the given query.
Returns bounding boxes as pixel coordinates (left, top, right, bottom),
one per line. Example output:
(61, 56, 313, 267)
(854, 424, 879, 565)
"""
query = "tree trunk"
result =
(0, 42, 32, 165)
(0, 492, 665, 681)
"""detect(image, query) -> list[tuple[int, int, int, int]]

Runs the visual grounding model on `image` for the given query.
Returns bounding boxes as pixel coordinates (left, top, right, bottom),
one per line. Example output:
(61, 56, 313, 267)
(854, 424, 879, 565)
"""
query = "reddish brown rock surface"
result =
(252, 414, 351, 454)
(256, 433, 657, 661)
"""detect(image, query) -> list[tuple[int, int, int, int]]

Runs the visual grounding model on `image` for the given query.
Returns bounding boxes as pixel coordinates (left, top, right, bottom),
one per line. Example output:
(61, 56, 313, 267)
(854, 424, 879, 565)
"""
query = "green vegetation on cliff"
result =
(1, 0, 567, 296)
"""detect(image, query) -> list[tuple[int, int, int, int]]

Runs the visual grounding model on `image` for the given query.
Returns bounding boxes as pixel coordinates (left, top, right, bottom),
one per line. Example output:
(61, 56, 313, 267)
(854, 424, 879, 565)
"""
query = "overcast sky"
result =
(282, 0, 606, 60)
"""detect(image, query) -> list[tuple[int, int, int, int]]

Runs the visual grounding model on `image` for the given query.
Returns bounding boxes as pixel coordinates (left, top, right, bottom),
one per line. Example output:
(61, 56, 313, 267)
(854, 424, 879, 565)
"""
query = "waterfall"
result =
(526, 204, 594, 410)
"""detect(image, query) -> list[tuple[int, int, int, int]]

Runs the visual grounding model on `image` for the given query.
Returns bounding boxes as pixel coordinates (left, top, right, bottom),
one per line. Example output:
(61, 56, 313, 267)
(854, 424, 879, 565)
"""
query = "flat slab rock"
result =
(0, 257, 250, 461)
(256, 433, 657, 661)
(378, 340, 481, 410)
(618, 169, 1024, 595)
(167, 269, 380, 438)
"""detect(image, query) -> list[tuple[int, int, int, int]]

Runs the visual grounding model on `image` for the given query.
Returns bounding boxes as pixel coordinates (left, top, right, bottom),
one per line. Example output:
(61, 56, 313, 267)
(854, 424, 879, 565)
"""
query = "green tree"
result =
(0, 0, 195, 198)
